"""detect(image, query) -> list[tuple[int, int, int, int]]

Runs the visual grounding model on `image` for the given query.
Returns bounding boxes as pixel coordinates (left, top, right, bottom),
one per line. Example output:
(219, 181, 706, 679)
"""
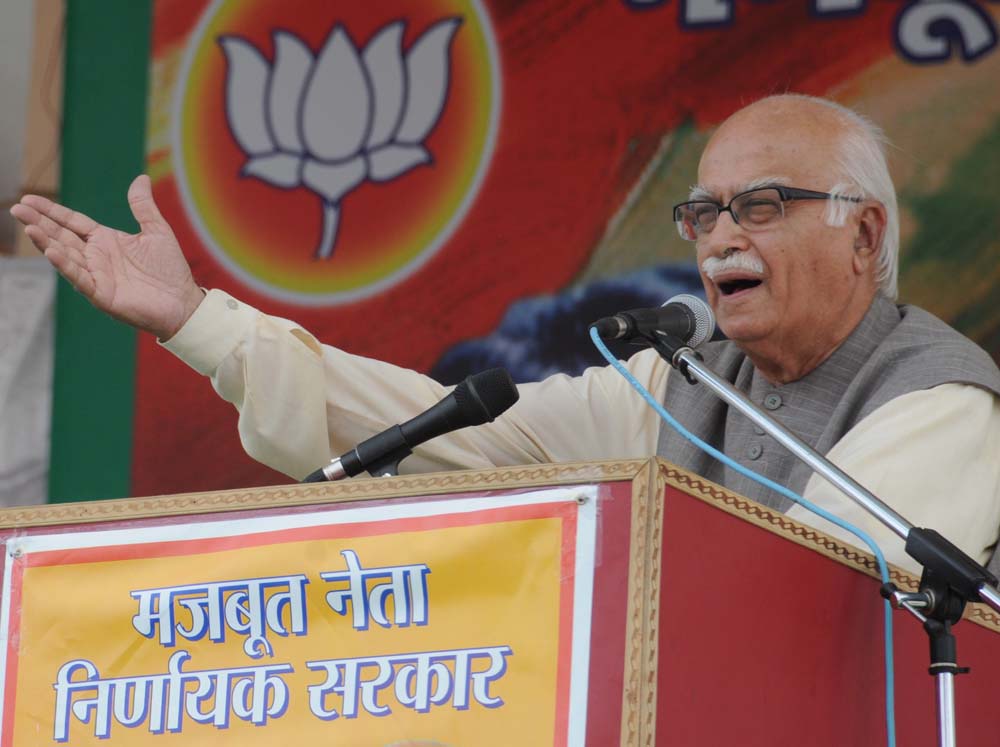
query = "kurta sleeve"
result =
(788, 384, 1000, 575)
(163, 290, 671, 480)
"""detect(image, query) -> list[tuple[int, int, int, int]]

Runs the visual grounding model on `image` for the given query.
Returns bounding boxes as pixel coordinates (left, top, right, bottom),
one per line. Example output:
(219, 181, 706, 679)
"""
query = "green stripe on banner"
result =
(51, 0, 153, 503)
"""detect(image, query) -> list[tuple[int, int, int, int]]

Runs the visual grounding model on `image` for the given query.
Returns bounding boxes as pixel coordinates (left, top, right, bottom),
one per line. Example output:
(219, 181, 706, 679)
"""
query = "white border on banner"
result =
(0, 541, 14, 731)
(569, 490, 596, 745)
(0, 486, 597, 744)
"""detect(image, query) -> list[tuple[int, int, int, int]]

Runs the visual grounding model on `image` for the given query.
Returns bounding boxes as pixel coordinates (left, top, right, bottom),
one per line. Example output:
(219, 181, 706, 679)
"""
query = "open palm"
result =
(10, 175, 204, 339)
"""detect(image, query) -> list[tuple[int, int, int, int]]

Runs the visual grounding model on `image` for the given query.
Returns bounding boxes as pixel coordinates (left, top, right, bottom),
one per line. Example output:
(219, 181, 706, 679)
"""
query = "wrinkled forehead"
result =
(696, 106, 846, 200)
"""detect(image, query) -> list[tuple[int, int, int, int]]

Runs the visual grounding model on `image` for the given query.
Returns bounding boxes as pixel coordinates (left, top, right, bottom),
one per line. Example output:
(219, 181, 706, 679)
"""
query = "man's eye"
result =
(742, 200, 780, 222)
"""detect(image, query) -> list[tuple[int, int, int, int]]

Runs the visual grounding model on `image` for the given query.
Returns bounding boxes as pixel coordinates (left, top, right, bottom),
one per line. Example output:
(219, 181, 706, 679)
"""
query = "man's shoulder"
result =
(875, 303, 1000, 392)
(892, 305, 999, 368)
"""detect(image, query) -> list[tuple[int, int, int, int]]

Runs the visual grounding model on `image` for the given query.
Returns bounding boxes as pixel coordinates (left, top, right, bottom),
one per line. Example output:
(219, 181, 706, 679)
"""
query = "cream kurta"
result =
(164, 290, 1000, 575)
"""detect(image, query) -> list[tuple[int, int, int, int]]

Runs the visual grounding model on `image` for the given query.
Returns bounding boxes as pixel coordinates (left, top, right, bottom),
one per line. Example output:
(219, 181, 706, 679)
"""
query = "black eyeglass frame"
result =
(672, 186, 863, 240)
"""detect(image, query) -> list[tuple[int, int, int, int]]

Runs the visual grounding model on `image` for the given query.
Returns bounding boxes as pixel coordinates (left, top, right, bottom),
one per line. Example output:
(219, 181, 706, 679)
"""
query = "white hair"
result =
(764, 94, 900, 299)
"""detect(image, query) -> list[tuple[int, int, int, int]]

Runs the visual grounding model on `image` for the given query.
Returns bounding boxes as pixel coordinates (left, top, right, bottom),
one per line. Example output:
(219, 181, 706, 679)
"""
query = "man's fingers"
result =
(9, 203, 46, 236)
(28, 230, 86, 281)
(22, 224, 54, 253)
(44, 244, 97, 298)
(127, 174, 169, 234)
(22, 223, 87, 267)
(18, 194, 100, 237)
(16, 205, 88, 253)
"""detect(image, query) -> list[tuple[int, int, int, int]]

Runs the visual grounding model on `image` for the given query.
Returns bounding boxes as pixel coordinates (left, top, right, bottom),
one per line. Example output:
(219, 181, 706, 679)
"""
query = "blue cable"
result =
(589, 327, 896, 746)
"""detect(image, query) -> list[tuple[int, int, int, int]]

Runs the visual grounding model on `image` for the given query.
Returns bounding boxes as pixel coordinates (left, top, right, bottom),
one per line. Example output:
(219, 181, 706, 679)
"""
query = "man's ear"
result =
(852, 202, 887, 274)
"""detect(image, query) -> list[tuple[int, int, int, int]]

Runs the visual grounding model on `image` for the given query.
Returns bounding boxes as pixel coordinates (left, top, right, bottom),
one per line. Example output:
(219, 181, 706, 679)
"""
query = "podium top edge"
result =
(0, 458, 660, 530)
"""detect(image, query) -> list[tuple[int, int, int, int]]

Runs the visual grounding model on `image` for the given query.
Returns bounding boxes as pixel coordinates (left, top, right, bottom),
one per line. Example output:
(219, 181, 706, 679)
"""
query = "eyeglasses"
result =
(672, 186, 862, 241)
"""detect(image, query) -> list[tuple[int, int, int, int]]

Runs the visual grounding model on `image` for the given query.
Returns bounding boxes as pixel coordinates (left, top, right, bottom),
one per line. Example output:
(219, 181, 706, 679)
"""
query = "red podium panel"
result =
(0, 458, 997, 746)
(653, 462, 1000, 747)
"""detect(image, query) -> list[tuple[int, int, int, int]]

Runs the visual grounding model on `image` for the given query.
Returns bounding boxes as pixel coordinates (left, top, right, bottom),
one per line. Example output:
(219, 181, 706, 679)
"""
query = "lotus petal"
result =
(268, 31, 313, 153)
(368, 144, 430, 182)
(363, 21, 407, 150)
(219, 36, 275, 156)
(301, 26, 372, 161)
(302, 156, 367, 203)
(314, 202, 341, 260)
(396, 18, 462, 144)
(241, 153, 303, 187)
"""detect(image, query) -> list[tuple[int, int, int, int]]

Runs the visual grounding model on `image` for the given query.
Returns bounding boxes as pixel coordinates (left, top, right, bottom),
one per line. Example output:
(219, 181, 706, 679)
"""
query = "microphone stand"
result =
(647, 330, 1000, 747)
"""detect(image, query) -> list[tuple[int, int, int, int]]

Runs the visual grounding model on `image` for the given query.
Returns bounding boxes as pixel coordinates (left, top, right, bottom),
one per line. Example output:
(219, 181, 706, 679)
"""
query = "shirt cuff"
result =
(160, 289, 259, 376)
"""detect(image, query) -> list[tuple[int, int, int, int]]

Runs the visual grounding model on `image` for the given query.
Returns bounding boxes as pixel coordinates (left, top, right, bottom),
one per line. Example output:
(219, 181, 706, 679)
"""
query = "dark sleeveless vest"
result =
(655, 295, 1000, 513)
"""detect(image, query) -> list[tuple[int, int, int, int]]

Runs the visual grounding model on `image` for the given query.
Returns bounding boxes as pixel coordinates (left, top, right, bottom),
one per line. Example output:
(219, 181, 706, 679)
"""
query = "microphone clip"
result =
(646, 330, 702, 385)
(352, 424, 410, 478)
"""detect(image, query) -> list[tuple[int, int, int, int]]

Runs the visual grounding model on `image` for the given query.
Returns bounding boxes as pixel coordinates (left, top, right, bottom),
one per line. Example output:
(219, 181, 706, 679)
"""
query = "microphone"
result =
(590, 293, 715, 346)
(302, 368, 520, 482)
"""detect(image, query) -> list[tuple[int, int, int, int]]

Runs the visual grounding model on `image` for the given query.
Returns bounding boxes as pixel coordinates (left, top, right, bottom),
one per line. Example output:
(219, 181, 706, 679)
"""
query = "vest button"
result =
(747, 443, 763, 460)
(764, 393, 782, 410)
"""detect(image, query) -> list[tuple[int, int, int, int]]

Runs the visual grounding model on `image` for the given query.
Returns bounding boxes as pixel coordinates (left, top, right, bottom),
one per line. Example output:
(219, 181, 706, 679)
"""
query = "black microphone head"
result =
(456, 368, 520, 425)
(665, 294, 715, 346)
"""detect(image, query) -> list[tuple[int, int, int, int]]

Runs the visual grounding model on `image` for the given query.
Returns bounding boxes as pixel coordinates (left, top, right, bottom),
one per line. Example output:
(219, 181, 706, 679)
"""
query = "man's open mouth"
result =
(718, 278, 763, 296)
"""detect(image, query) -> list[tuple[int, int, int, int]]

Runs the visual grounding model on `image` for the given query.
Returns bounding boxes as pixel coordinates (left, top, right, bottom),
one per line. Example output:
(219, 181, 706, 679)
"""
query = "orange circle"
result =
(174, 0, 499, 304)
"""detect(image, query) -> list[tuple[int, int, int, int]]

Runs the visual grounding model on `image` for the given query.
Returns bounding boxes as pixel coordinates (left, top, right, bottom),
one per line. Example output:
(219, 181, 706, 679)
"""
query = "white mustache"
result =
(701, 253, 766, 280)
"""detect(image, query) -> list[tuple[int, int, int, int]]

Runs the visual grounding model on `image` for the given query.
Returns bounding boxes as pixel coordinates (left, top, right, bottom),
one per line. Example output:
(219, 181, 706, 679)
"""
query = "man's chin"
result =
(716, 316, 772, 346)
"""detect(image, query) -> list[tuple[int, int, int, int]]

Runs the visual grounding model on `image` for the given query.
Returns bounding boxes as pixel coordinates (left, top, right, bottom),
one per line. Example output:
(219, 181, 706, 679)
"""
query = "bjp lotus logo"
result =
(171, 2, 500, 304)
(220, 20, 462, 260)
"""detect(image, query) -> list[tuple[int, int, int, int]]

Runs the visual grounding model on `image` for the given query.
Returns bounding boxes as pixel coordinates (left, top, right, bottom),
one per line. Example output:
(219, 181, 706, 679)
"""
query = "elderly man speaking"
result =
(12, 94, 1000, 574)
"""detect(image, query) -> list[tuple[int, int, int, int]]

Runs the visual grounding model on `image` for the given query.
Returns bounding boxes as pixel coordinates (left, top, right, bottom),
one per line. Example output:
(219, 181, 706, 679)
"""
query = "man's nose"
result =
(699, 210, 749, 257)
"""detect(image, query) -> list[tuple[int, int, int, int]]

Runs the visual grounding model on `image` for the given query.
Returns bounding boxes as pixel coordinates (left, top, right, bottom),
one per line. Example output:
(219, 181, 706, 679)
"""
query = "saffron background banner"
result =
(51, 1, 1000, 501)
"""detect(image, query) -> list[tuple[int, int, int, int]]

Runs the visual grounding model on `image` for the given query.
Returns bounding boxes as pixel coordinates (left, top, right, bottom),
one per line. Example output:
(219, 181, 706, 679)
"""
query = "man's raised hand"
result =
(9, 174, 205, 340)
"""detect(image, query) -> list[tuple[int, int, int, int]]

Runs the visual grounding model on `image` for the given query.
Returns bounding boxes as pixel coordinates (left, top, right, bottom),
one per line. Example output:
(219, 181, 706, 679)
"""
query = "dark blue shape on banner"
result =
(431, 263, 707, 385)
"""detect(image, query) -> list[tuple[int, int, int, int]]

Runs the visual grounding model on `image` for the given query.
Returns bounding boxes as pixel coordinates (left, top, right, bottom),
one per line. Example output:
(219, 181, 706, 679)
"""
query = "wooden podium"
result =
(1, 458, 998, 746)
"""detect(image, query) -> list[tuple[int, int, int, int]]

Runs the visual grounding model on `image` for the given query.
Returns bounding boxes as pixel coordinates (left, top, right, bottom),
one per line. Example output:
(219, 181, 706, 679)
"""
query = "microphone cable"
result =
(590, 327, 896, 747)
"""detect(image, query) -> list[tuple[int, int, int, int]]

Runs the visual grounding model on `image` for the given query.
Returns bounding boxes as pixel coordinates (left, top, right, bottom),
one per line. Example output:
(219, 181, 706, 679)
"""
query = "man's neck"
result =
(744, 345, 838, 384)
(740, 297, 881, 385)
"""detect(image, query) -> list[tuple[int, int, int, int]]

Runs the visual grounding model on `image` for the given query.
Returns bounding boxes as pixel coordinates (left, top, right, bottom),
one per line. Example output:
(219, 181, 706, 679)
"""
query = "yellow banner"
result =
(0, 490, 596, 745)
